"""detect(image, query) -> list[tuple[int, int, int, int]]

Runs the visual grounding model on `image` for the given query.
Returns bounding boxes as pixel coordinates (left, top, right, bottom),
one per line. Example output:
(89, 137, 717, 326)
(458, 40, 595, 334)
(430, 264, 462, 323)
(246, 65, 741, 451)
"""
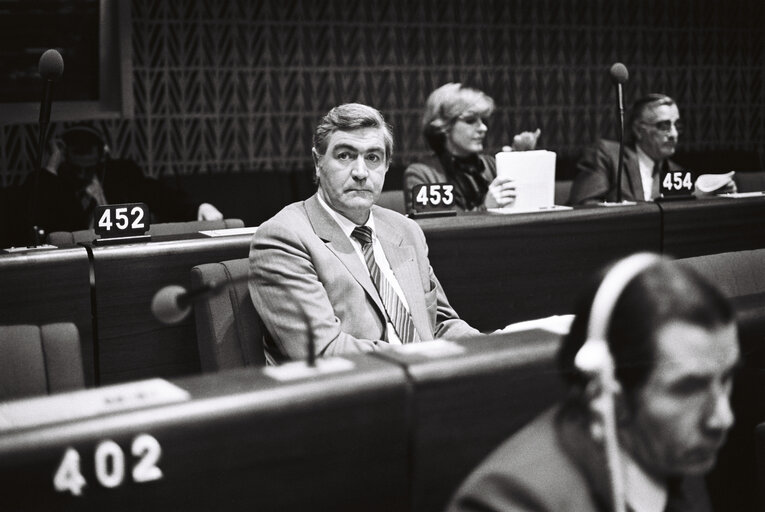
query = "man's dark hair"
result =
(312, 103, 394, 162)
(558, 258, 733, 407)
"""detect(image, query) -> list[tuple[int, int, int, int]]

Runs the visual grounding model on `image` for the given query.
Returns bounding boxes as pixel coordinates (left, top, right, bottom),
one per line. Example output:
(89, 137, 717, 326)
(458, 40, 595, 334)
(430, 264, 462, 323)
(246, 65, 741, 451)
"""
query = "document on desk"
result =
(494, 150, 559, 213)
(199, 226, 259, 237)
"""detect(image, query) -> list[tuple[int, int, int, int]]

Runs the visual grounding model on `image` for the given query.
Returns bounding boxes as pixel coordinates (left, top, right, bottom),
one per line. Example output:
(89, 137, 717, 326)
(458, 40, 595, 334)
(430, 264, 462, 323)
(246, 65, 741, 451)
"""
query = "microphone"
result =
(609, 63, 629, 204)
(575, 252, 660, 512)
(30, 49, 65, 246)
(151, 273, 317, 366)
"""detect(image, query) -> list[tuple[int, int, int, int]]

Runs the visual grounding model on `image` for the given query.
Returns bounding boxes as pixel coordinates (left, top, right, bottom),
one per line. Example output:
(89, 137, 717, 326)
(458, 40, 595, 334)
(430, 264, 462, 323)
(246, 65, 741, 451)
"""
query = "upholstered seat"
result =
(0, 323, 84, 401)
(191, 258, 266, 371)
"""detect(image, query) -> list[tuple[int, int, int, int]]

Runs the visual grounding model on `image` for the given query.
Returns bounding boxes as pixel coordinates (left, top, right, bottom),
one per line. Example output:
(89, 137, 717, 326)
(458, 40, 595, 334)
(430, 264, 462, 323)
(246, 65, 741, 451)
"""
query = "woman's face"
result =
(445, 112, 488, 157)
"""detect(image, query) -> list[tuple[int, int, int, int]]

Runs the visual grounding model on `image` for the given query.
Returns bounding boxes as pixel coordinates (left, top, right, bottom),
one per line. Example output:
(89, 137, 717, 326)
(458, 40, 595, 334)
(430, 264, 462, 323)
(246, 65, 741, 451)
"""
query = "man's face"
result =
(65, 144, 101, 183)
(314, 127, 388, 224)
(633, 103, 681, 161)
(621, 320, 739, 477)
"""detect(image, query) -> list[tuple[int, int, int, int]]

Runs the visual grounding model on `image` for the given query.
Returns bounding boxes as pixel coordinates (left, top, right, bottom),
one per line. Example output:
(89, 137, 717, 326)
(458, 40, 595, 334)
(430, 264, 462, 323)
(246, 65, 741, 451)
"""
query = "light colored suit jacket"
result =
(249, 193, 479, 364)
(569, 139, 683, 205)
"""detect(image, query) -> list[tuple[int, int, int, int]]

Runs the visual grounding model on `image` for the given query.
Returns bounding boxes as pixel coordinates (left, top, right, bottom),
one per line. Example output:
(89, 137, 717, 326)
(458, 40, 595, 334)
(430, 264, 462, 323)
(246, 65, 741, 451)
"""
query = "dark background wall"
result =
(1, 0, 763, 188)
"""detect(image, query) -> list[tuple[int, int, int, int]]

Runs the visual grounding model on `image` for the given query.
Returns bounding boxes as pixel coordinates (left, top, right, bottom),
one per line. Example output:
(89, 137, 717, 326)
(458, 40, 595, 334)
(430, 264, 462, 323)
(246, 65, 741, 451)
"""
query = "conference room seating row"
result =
(0, 322, 762, 511)
(2, 197, 765, 388)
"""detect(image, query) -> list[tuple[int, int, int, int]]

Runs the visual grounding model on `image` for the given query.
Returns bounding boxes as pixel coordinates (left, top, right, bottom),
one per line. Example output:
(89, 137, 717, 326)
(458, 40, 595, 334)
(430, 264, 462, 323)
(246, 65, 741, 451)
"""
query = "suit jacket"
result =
(249, 193, 479, 364)
(569, 140, 683, 205)
(403, 154, 497, 212)
(447, 404, 712, 512)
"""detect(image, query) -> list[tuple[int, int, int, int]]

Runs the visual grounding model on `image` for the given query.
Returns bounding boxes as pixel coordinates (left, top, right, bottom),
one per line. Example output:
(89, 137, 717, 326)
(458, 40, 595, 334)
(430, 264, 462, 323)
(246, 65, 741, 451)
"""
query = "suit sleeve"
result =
(568, 141, 614, 205)
(249, 217, 388, 361)
(411, 220, 480, 340)
(446, 472, 551, 512)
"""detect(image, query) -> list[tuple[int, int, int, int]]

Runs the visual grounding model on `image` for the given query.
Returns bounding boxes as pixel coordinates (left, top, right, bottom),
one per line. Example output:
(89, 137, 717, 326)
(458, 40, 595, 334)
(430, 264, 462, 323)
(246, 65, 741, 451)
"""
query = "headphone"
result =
(574, 252, 663, 512)
(60, 124, 111, 160)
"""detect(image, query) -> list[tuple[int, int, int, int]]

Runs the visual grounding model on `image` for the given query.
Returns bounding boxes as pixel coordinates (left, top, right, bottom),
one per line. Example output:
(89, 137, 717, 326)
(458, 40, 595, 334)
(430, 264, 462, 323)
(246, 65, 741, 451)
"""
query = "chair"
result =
(734, 171, 765, 193)
(375, 190, 406, 214)
(47, 218, 246, 246)
(554, 180, 572, 205)
(677, 248, 765, 298)
(0, 323, 84, 401)
(757, 423, 765, 510)
(190, 258, 266, 371)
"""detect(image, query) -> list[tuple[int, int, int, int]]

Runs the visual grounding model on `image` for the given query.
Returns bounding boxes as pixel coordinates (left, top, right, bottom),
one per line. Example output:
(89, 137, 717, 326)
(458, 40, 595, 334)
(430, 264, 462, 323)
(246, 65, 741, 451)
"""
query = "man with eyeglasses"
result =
(570, 94, 687, 204)
(249, 103, 479, 364)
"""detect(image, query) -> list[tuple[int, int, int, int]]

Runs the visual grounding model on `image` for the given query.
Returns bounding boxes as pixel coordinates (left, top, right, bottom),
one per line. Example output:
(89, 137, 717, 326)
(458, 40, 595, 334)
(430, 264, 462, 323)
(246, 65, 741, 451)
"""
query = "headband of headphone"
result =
(60, 124, 110, 158)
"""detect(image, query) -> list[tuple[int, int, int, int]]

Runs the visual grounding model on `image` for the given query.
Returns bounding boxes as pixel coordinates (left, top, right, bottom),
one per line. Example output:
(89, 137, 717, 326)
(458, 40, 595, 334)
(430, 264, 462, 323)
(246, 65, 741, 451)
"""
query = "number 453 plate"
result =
(94, 203, 151, 239)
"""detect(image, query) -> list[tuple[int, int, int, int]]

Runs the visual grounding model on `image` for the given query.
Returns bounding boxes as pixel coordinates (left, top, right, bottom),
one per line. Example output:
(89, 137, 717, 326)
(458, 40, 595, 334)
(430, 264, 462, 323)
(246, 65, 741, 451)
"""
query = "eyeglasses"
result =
(639, 119, 684, 135)
(456, 114, 489, 128)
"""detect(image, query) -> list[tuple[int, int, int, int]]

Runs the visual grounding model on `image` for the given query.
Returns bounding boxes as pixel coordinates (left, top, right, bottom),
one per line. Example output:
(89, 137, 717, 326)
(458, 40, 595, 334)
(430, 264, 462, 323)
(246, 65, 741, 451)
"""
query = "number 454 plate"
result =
(94, 203, 151, 239)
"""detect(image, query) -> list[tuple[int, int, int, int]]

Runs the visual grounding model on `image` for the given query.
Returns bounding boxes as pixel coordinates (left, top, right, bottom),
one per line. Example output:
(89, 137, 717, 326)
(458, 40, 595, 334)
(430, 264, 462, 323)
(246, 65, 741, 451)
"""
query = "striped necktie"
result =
(351, 226, 421, 345)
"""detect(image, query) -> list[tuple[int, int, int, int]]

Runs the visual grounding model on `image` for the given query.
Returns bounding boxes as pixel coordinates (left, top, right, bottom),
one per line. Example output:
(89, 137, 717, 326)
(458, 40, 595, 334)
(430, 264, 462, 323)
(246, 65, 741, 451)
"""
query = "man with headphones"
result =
(19, 124, 222, 240)
(447, 254, 739, 512)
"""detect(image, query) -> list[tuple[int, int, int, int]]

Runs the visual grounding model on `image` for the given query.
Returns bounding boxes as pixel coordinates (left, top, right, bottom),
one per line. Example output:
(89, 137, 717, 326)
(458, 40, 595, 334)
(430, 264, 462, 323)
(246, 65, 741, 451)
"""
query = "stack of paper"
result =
(495, 150, 558, 213)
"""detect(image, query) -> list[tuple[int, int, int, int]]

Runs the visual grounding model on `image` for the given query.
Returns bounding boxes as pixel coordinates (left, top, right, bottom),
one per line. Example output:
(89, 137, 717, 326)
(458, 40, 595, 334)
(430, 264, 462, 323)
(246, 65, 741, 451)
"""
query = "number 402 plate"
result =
(94, 203, 151, 239)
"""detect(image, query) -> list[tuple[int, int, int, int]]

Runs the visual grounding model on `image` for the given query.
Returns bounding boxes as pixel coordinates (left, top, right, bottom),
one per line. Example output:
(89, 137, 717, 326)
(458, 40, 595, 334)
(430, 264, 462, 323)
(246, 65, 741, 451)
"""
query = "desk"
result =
(0, 355, 409, 511)
(659, 196, 765, 258)
(0, 247, 94, 384)
(87, 235, 252, 384)
(419, 204, 662, 330)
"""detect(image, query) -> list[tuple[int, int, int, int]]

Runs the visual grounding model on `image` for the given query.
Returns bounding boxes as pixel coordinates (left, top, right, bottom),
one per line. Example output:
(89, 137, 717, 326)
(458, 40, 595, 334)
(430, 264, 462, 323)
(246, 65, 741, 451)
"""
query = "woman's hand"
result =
(484, 176, 517, 209)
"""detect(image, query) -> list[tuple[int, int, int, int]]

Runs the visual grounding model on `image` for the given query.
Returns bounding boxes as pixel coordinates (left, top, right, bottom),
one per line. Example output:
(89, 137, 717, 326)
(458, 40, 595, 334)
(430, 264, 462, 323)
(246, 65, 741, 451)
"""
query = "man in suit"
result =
(570, 94, 686, 204)
(448, 255, 739, 512)
(249, 103, 479, 365)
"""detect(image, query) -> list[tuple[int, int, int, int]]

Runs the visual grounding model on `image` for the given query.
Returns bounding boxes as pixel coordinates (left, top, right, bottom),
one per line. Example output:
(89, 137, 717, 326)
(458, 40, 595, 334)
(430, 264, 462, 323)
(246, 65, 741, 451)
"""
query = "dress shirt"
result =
(317, 194, 410, 344)
(623, 450, 668, 512)
(636, 145, 657, 201)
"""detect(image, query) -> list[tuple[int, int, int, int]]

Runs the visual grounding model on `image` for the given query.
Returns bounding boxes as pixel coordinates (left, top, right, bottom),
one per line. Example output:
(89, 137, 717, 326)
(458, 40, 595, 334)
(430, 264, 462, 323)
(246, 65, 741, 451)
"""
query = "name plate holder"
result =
(407, 183, 457, 219)
(656, 169, 696, 202)
(93, 203, 152, 245)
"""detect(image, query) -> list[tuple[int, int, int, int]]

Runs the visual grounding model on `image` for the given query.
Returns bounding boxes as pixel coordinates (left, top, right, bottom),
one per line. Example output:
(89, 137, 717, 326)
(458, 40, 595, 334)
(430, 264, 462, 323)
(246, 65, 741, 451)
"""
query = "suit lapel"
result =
(304, 194, 387, 320)
(375, 211, 432, 340)
(623, 146, 642, 201)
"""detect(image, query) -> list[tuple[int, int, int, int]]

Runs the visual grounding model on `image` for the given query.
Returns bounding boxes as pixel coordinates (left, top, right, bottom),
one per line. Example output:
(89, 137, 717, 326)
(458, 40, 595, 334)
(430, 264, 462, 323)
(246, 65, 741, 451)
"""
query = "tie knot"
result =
(351, 225, 373, 246)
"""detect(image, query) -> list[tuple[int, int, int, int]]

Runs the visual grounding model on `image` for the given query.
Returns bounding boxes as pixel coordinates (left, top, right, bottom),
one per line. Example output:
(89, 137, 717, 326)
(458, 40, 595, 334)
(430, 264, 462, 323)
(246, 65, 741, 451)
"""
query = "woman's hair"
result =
(422, 83, 495, 153)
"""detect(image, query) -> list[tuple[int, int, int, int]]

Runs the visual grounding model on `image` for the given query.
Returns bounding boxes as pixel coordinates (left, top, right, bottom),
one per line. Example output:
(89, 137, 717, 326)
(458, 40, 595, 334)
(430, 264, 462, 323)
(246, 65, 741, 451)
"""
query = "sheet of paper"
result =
(199, 226, 259, 237)
(495, 150, 557, 212)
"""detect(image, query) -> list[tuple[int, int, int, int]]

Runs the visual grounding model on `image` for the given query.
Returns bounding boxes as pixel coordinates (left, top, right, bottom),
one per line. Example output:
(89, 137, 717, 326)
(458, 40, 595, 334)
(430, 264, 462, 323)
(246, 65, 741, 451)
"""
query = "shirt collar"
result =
(316, 192, 376, 239)
(622, 449, 668, 512)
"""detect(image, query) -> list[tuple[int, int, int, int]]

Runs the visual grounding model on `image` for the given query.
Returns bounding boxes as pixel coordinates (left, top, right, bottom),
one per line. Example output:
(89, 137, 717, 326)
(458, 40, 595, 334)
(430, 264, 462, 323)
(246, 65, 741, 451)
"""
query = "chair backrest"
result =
(375, 190, 406, 214)
(677, 248, 765, 297)
(555, 180, 572, 205)
(734, 171, 765, 193)
(0, 323, 84, 401)
(47, 218, 246, 246)
(191, 258, 266, 371)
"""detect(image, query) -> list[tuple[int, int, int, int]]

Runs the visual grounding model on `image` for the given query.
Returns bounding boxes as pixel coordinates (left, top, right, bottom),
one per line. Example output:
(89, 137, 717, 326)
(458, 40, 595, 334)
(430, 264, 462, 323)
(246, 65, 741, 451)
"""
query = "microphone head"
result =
(609, 62, 629, 85)
(39, 49, 64, 81)
(151, 285, 190, 325)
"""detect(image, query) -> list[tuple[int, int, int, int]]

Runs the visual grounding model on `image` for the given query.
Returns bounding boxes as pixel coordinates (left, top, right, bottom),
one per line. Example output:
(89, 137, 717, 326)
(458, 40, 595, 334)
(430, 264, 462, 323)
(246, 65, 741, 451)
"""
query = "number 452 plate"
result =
(94, 203, 151, 239)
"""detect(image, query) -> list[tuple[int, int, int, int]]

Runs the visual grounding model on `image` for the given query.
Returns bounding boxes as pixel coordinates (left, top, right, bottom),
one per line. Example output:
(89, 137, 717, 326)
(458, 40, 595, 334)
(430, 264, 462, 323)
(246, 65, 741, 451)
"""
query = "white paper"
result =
(495, 150, 557, 212)
(199, 226, 259, 237)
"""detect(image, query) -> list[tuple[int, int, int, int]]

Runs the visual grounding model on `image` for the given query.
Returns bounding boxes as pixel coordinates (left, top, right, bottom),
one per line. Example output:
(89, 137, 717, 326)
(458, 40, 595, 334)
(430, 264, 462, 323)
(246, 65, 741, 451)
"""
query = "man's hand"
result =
(197, 202, 224, 221)
(484, 176, 516, 209)
(510, 128, 541, 151)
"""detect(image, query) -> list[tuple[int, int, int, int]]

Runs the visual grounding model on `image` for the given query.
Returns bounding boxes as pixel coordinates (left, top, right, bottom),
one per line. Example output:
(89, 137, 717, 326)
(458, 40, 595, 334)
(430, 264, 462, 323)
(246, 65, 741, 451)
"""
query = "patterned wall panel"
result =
(1, 0, 763, 185)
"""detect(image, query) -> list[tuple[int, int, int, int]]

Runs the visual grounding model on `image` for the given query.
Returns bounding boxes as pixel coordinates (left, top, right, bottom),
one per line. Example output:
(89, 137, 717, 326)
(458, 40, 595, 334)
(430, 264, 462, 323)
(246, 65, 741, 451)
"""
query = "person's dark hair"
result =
(558, 257, 733, 408)
(313, 103, 394, 163)
(628, 93, 676, 139)
(422, 83, 495, 153)
(61, 124, 108, 158)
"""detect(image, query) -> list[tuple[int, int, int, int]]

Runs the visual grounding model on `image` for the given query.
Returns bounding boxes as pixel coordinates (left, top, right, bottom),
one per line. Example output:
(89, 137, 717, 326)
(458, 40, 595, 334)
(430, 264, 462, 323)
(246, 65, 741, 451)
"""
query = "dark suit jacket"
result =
(249, 193, 479, 364)
(447, 404, 712, 512)
(569, 140, 682, 205)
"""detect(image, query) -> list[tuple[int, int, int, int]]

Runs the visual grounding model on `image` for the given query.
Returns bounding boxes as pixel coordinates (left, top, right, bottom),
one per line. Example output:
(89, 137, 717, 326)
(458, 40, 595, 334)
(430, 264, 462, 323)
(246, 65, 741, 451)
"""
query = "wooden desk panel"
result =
(659, 196, 765, 258)
(0, 248, 94, 385)
(418, 204, 663, 330)
(89, 236, 252, 384)
(0, 356, 409, 511)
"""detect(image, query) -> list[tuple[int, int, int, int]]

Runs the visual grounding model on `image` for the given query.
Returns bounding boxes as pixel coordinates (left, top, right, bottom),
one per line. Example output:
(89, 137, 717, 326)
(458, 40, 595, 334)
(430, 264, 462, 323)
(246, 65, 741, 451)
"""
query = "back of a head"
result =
(422, 83, 495, 153)
(558, 257, 733, 402)
(312, 103, 393, 162)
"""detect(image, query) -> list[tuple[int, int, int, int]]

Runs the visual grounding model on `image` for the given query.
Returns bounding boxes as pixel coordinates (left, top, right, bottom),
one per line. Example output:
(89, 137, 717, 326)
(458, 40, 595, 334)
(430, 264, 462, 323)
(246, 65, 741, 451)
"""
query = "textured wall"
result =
(1, 0, 763, 185)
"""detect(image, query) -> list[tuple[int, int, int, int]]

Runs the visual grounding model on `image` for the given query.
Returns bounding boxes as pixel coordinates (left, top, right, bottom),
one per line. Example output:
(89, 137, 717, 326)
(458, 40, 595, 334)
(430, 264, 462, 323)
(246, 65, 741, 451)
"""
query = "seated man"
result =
(249, 103, 479, 364)
(22, 124, 222, 240)
(569, 94, 734, 205)
(448, 254, 739, 512)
